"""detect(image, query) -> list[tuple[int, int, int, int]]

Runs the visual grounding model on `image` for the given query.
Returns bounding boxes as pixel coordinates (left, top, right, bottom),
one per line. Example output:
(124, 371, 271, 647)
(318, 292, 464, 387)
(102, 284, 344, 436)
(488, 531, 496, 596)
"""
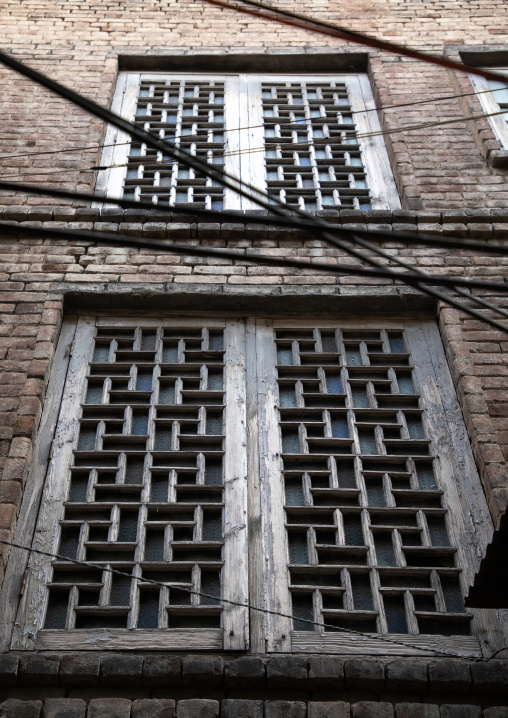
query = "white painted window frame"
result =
(95, 72, 400, 211)
(470, 69, 508, 150)
(2, 314, 505, 656)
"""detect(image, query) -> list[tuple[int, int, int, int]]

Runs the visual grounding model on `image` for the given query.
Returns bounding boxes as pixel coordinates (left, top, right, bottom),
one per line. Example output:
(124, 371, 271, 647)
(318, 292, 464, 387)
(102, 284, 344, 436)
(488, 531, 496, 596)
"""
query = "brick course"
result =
(0, 2, 508, 717)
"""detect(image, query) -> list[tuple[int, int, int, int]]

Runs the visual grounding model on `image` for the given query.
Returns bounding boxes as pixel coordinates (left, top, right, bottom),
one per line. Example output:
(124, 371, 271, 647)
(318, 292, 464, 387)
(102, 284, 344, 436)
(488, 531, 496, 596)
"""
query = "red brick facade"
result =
(1, 1, 508, 715)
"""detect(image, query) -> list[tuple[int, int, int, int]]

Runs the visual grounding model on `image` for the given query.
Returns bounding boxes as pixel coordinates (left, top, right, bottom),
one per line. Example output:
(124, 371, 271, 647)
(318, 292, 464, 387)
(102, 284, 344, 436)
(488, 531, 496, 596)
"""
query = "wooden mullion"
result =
(222, 319, 249, 650)
(256, 319, 292, 652)
(404, 321, 502, 655)
(245, 318, 265, 653)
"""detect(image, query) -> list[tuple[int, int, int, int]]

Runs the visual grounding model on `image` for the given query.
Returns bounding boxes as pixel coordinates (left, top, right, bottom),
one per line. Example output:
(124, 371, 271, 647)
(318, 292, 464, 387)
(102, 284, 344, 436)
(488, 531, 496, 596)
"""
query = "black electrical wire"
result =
(0, 84, 504, 166)
(0, 537, 493, 661)
(201, 0, 508, 86)
(344, 233, 508, 326)
(1, 179, 507, 256)
(1, 50, 507, 334)
(2, 99, 500, 180)
(0, 84, 504, 168)
(2, 220, 508, 295)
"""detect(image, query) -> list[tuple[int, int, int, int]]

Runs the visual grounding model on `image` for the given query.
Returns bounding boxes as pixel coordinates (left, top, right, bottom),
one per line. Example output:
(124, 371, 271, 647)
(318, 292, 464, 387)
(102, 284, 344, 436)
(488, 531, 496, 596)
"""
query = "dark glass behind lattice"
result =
(262, 82, 371, 211)
(45, 325, 225, 630)
(277, 327, 469, 636)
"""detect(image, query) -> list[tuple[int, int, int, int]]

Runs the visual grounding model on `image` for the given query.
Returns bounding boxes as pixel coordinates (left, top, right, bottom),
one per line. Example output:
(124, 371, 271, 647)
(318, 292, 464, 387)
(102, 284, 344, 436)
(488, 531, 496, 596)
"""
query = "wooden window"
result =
(96, 73, 400, 211)
(10, 318, 248, 651)
(6, 316, 504, 655)
(470, 69, 508, 150)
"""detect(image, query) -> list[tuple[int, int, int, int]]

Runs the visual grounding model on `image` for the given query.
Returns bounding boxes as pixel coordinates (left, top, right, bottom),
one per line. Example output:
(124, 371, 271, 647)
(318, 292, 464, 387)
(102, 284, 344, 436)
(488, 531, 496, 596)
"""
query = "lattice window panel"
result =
(96, 73, 400, 211)
(273, 327, 470, 638)
(13, 318, 247, 651)
(124, 79, 226, 209)
(10, 317, 499, 656)
(262, 81, 371, 211)
(46, 324, 226, 631)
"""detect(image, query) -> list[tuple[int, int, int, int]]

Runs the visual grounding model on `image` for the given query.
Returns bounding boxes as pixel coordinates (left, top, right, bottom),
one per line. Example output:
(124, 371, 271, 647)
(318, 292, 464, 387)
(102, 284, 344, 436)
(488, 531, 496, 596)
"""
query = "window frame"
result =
(95, 72, 401, 212)
(8, 316, 250, 652)
(470, 68, 508, 150)
(247, 317, 502, 656)
(1, 313, 504, 656)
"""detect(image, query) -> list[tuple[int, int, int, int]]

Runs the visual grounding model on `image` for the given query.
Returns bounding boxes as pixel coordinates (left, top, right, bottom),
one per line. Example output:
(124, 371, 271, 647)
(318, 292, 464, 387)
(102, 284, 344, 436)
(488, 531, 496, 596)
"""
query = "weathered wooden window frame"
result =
(95, 72, 400, 211)
(1, 314, 505, 656)
(470, 69, 508, 150)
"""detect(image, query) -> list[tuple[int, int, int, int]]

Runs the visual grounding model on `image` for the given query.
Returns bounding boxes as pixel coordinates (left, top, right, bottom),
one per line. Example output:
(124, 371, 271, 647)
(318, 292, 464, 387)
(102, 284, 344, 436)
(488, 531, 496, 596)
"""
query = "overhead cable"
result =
(2, 220, 508, 296)
(0, 85, 503, 165)
(1, 179, 508, 255)
(199, 0, 508, 86)
(0, 537, 493, 661)
(0, 50, 507, 333)
(343, 233, 508, 325)
(3, 102, 503, 182)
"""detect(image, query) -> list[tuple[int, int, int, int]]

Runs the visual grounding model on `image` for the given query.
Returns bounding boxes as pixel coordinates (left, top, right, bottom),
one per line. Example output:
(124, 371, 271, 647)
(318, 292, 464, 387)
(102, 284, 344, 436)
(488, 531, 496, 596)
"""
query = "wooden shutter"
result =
(95, 72, 400, 211)
(250, 318, 501, 657)
(12, 316, 248, 651)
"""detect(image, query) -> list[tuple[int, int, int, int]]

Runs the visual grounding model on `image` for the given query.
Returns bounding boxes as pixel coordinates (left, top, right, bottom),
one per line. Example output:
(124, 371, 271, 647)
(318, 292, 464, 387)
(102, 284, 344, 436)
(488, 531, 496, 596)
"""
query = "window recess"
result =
(96, 73, 400, 212)
(7, 317, 503, 655)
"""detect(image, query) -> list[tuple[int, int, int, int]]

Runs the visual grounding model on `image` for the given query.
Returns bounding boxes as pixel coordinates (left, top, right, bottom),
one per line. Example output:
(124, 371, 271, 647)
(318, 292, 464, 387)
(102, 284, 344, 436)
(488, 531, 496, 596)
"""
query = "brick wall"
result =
(1, 1, 508, 712)
(1, 654, 508, 717)
(1, 210, 508, 586)
(0, 2, 507, 209)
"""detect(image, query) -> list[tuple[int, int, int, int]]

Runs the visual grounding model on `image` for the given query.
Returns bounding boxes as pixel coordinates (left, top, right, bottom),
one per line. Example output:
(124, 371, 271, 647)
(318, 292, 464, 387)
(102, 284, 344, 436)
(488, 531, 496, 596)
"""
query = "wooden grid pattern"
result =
(262, 81, 371, 211)
(124, 80, 226, 209)
(44, 324, 226, 631)
(274, 327, 470, 637)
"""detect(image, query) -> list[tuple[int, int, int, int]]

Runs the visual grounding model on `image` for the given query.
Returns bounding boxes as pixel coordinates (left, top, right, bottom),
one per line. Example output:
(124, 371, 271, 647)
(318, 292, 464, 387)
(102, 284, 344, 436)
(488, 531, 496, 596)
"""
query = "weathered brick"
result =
(221, 700, 263, 718)
(59, 654, 100, 686)
(18, 655, 60, 685)
(87, 699, 132, 718)
(345, 660, 385, 691)
(182, 656, 223, 687)
(267, 656, 307, 688)
(352, 703, 394, 718)
(42, 698, 86, 718)
(265, 702, 307, 718)
(176, 700, 219, 718)
(470, 662, 508, 693)
(224, 657, 265, 689)
(131, 699, 175, 718)
(440, 707, 481, 718)
(143, 655, 182, 687)
(396, 705, 439, 718)
(0, 699, 42, 718)
(386, 661, 427, 691)
(483, 709, 508, 718)
(308, 656, 344, 690)
(0, 655, 18, 686)
(308, 703, 350, 718)
(100, 654, 143, 684)
(428, 661, 471, 693)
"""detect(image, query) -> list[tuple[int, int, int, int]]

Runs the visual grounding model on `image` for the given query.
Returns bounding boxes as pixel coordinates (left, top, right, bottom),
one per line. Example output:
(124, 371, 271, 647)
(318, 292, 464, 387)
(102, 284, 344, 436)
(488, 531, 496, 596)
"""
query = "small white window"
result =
(95, 73, 400, 212)
(4, 315, 506, 656)
(470, 69, 508, 150)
